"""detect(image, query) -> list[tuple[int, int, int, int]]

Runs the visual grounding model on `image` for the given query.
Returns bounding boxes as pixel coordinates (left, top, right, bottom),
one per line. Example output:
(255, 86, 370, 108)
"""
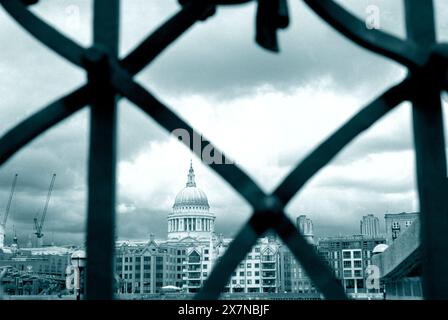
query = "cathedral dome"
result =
(173, 162, 209, 209)
(168, 162, 215, 241)
(174, 187, 209, 208)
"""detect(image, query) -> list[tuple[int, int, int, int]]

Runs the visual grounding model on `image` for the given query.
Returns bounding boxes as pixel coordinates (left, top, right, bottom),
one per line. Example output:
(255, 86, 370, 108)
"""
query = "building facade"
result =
(384, 212, 419, 244)
(0, 246, 73, 295)
(112, 162, 394, 299)
(297, 215, 314, 244)
(317, 235, 386, 298)
(360, 214, 380, 237)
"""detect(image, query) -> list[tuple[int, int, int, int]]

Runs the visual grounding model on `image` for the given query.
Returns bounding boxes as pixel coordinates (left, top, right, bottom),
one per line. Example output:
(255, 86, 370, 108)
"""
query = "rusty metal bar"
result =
(405, 0, 448, 299)
(85, 0, 120, 300)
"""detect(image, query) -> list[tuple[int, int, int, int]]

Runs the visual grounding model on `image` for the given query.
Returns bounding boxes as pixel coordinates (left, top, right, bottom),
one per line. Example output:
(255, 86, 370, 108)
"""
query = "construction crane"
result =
(0, 174, 18, 249)
(34, 174, 56, 247)
(1, 174, 18, 228)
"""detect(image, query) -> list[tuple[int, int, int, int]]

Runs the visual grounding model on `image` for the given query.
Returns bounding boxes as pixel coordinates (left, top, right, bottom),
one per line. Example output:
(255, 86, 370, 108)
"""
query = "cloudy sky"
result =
(0, 0, 447, 246)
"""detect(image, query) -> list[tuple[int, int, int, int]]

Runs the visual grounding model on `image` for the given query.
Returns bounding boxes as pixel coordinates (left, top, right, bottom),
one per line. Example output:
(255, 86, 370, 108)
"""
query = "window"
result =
(354, 261, 362, 268)
(247, 271, 252, 276)
(204, 249, 209, 254)
(240, 272, 244, 276)
(239, 263, 244, 268)
(247, 263, 251, 268)
(353, 251, 361, 259)
(247, 280, 252, 285)
(203, 272, 207, 277)
(255, 280, 260, 284)
(232, 280, 236, 284)
(392, 222, 400, 229)
(343, 252, 351, 259)
(343, 261, 351, 268)
(203, 264, 207, 269)
(254, 263, 260, 268)
(255, 271, 259, 276)
(240, 280, 244, 284)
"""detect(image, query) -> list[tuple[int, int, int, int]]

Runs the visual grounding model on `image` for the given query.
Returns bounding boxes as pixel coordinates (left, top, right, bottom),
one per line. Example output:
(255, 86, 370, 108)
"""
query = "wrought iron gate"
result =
(0, 0, 447, 300)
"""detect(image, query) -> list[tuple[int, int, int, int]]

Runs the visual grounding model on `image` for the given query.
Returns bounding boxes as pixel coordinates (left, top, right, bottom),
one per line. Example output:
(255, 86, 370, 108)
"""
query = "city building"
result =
(360, 214, 380, 237)
(278, 245, 318, 294)
(0, 245, 74, 295)
(384, 212, 419, 244)
(277, 215, 317, 295)
(317, 234, 386, 299)
(114, 162, 281, 295)
(372, 218, 423, 299)
(297, 215, 314, 244)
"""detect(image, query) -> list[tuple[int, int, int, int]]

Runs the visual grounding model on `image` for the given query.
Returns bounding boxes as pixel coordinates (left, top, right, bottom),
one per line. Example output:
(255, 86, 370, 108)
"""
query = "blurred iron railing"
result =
(0, 0, 447, 300)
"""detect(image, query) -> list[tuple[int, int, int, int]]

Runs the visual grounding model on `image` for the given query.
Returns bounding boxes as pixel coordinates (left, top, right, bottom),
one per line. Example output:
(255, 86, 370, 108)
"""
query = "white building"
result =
(360, 214, 380, 237)
(297, 215, 314, 244)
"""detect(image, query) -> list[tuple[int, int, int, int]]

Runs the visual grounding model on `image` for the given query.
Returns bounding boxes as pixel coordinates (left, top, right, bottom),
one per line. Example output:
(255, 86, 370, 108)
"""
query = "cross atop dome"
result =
(186, 160, 196, 187)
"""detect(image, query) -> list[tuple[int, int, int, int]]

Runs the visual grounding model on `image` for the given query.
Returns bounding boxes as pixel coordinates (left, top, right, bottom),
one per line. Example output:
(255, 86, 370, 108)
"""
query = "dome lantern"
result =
(186, 160, 196, 187)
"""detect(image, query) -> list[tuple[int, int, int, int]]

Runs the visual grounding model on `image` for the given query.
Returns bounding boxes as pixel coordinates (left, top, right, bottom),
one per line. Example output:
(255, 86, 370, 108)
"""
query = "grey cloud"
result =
(136, 0, 405, 100)
(0, 0, 440, 246)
